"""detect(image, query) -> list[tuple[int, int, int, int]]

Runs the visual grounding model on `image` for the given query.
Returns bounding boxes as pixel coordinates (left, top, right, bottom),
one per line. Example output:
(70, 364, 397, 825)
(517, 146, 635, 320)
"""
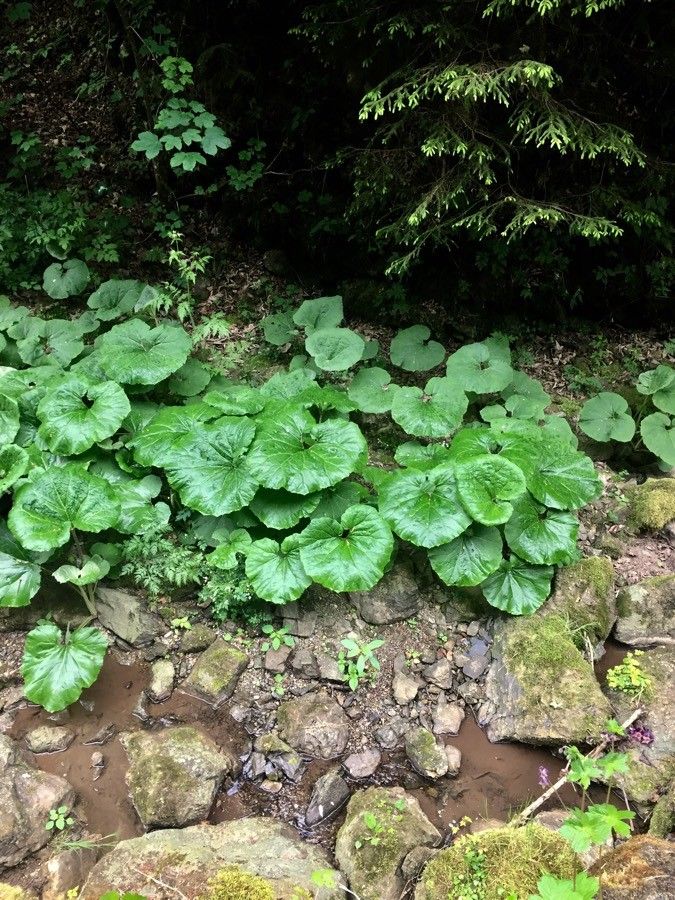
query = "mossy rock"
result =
(0, 887, 35, 900)
(202, 866, 276, 900)
(481, 614, 611, 745)
(414, 824, 578, 900)
(545, 555, 616, 644)
(628, 478, 675, 531)
(182, 638, 249, 706)
(648, 781, 675, 838)
(589, 834, 675, 899)
(615, 575, 675, 647)
(335, 787, 441, 900)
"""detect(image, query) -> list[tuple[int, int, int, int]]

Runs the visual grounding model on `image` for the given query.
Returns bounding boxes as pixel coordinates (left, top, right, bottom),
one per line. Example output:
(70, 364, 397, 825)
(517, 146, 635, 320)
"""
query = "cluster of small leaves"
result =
(0, 284, 600, 710)
(131, 56, 231, 173)
(578, 364, 675, 467)
(605, 650, 652, 701)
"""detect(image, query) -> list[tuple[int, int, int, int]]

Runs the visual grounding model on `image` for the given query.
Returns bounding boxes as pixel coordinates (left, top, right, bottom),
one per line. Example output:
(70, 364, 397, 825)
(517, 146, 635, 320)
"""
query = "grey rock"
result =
(402, 845, 439, 880)
(0, 734, 75, 870)
(586, 835, 675, 900)
(405, 727, 449, 779)
(181, 639, 248, 706)
(343, 748, 381, 779)
(375, 717, 409, 749)
(264, 645, 292, 673)
(316, 651, 343, 683)
(282, 602, 317, 638)
(243, 751, 267, 780)
(80, 817, 343, 899)
(179, 623, 216, 653)
(260, 778, 283, 794)
(306, 768, 350, 826)
(444, 745, 462, 775)
(393, 671, 421, 705)
(349, 562, 424, 625)
(431, 698, 465, 735)
(422, 658, 452, 689)
(25, 725, 74, 754)
(96, 587, 163, 646)
(615, 575, 675, 647)
(42, 846, 99, 900)
(147, 658, 175, 703)
(290, 648, 319, 678)
(335, 787, 440, 900)
(121, 726, 234, 828)
(277, 691, 349, 759)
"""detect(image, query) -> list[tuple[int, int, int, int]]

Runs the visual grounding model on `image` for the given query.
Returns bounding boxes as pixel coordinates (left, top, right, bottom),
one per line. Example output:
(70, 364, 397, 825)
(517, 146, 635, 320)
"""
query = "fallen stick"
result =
(509, 707, 644, 827)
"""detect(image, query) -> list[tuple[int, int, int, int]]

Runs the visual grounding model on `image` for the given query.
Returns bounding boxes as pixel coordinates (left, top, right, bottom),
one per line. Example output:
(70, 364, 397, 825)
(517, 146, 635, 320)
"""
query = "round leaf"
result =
(164, 417, 258, 516)
(204, 385, 265, 416)
(22, 622, 107, 713)
(17, 319, 84, 368)
(389, 325, 445, 372)
(378, 464, 471, 548)
(130, 403, 218, 467)
(504, 493, 579, 565)
(481, 559, 554, 615)
(579, 392, 636, 443)
(0, 550, 41, 607)
(37, 376, 131, 455)
(391, 377, 468, 437)
(95, 319, 192, 385)
(295, 384, 357, 415)
(428, 525, 503, 586)
(248, 407, 367, 495)
(0, 395, 20, 446)
(168, 359, 212, 397)
(260, 368, 316, 401)
(209, 529, 252, 570)
(8, 464, 121, 552)
(87, 279, 148, 321)
(261, 311, 297, 346)
(53, 555, 111, 586)
(0, 444, 29, 493)
(104, 473, 170, 534)
(292, 295, 343, 332)
(348, 367, 399, 413)
(42, 258, 90, 300)
(527, 442, 602, 509)
(245, 533, 311, 603)
(445, 336, 513, 393)
(394, 441, 453, 470)
(653, 379, 675, 415)
(250, 488, 321, 530)
(298, 505, 394, 592)
(640, 412, 675, 466)
(456, 456, 526, 525)
(310, 481, 368, 519)
(305, 327, 365, 371)
(636, 365, 675, 396)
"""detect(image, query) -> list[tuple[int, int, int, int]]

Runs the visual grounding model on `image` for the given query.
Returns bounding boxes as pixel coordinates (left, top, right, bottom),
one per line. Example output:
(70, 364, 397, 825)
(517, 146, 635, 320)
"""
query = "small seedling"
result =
(272, 673, 286, 697)
(170, 615, 192, 630)
(46, 806, 74, 831)
(405, 648, 422, 666)
(606, 650, 651, 700)
(261, 624, 295, 652)
(338, 637, 384, 691)
(354, 811, 384, 849)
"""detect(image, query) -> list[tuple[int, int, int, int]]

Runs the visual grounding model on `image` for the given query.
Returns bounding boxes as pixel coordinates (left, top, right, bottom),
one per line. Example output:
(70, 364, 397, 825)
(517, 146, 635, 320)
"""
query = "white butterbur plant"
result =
(0, 283, 601, 712)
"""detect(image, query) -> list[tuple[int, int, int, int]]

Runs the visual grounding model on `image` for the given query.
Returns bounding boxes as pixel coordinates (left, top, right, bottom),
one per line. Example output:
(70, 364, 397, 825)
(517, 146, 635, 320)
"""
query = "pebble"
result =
(343, 749, 381, 778)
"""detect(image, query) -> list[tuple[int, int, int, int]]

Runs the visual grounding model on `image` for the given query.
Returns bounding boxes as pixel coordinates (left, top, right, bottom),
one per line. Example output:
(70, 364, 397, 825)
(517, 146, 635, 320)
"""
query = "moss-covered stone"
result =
(615, 575, 675, 647)
(182, 638, 248, 705)
(414, 825, 578, 900)
(0, 886, 35, 900)
(202, 866, 276, 900)
(628, 477, 675, 531)
(545, 555, 616, 644)
(404, 727, 448, 779)
(481, 614, 611, 745)
(648, 782, 675, 838)
(589, 834, 675, 898)
(335, 787, 440, 900)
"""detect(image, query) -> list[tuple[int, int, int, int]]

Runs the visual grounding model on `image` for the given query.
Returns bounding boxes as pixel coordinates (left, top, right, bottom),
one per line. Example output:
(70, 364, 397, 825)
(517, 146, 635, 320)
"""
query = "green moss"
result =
(0, 887, 34, 900)
(418, 825, 577, 900)
(548, 556, 615, 644)
(202, 866, 275, 900)
(628, 478, 675, 531)
(558, 397, 582, 417)
(648, 789, 675, 838)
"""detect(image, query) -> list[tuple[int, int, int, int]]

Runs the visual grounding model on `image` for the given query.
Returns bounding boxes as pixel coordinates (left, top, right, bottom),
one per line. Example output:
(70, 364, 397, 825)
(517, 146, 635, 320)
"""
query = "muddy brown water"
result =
(10, 646, 624, 852)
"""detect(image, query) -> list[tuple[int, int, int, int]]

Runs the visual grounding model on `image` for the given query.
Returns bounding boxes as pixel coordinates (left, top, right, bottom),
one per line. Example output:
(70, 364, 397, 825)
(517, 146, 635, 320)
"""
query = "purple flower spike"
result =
(538, 765, 550, 788)
(628, 724, 654, 745)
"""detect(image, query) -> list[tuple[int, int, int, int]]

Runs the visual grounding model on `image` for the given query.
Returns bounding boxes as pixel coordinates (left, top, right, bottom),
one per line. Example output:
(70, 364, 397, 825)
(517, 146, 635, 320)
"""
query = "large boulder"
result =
(415, 824, 577, 899)
(480, 614, 611, 745)
(277, 691, 349, 759)
(96, 587, 164, 646)
(605, 646, 675, 810)
(628, 477, 675, 531)
(349, 561, 423, 624)
(80, 817, 343, 899)
(0, 735, 75, 871)
(615, 575, 675, 647)
(121, 726, 234, 828)
(181, 639, 248, 706)
(335, 787, 440, 900)
(544, 556, 616, 644)
(589, 835, 675, 899)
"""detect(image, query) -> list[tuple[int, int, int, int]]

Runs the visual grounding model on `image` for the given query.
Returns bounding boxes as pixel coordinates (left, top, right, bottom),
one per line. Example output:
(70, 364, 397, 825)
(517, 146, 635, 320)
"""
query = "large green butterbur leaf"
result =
(261, 310, 298, 346)
(87, 279, 148, 321)
(259, 368, 316, 401)
(209, 529, 252, 570)
(298, 505, 394, 592)
(378, 464, 470, 548)
(295, 384, 357, 415)
(164, 417, 258, 515)
(168, 358, 212, 397)
(0, 444, 29, 493)
(446, 336, 513, 393)
(250, 488, 321, 529)
(53, 555, 110, 587)
(527, 440, 602, 509)
(305, 327, 365, 371)
(578, 392, 636, 443)
(394, 441, 452, 470)
(92, 465, 170, 534)
(95, 319, 191, 385)
(640, 412, 675, 465)
(428, 525, 502, 586)
(248, 407, 366, 495)
(348, 367, 399, 413)
(390, 325, 445, 372)
(8, 464, 120, 552)
(0, 522, 43, 608)
(36, 376, 131, 455)
(391, 377, 468, 437)
(16, 319, 84, 368)
(310, 481, 368, 519)
(505, 493, 579, 565)
(204, 384, 265, 416)
(130, 403, 218, 467)
(481, 559, 554, 615)
(42, 258, 90, 300)
(638, 366, 675, 415)
(292, 295, 343, 332)
(245, 533, 311, 603)
(0, 396, 20, 445)
(22, 621, 107, 712)
(456, 456, 526, 525)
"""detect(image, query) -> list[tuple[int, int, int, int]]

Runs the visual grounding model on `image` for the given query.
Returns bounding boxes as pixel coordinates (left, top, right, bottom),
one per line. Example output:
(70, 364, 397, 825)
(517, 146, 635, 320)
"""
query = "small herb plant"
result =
(606, 650, 652, 701)
(272, 673, 286, 697)
(261, 624, 295, 652)
(354, 811, 384, 849)
(338, 637, 384, 690)
(45, 806, 74, 831)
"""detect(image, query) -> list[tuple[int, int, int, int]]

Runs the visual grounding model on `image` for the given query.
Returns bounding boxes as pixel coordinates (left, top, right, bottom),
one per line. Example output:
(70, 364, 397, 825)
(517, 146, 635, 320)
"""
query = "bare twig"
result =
(130, 866, 189, 899)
